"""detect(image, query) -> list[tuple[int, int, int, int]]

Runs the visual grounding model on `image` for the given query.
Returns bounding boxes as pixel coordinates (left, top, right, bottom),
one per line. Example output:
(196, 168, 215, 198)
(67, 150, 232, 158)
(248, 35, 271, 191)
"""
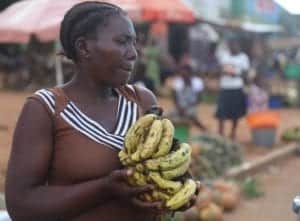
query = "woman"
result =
(5, 2, 199, 221)
(216, 39, 250, 139)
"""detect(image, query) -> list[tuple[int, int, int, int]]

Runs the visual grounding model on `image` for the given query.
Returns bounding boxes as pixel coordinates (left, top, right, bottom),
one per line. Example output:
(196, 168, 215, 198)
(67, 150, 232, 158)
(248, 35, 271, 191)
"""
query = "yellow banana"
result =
(130, 126, 150, 162)
(152, 190, 171, 201)
(118, 150, 134, 166)
(159, 143, 191, 170)
(132, 171, 147, 186)
(166, 179, 197, 210)
(130, 142, 144, 162)
(140, 120, 163, 160)
(152, 119, 174, 158)
(124, 114, 157, 154)
(145, 143, 191, 171)
(143, 193, 153, 202)
(127, 176, 136, 186)
(148, 172, 183, 194)
(161, 157, 191, 180)
(135, 163, 146, 173)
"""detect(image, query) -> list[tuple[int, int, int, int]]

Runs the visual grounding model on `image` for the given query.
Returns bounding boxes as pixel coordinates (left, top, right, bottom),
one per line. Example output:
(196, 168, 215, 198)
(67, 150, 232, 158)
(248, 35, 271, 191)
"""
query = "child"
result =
(248, 75, 269, 113)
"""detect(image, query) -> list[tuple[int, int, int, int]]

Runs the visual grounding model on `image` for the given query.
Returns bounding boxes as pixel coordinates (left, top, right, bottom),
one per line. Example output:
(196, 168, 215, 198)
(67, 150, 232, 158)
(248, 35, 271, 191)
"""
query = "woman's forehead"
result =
(99, 14, 136, 37)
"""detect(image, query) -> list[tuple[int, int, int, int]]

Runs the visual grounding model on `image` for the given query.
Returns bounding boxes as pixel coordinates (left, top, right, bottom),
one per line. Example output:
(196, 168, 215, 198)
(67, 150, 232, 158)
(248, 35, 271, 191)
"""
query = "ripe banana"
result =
(161, 157, 191, 180)
(135, 163, 145, 173)
(130, 141, 144, 162)
(124, 114, 157, 154)
(152, 190, 171, 201)
(166, 179, 197, 210)
(118, 150, 134, 166)
(152, 119, 174, 158)
(130, 126, 147, 162)
(145, 143, 191, 171)
(132, 171, 147, 186)
(142, 193, 153, 202)
(140, 120, 163, 160)
(148, 172, 182, 194)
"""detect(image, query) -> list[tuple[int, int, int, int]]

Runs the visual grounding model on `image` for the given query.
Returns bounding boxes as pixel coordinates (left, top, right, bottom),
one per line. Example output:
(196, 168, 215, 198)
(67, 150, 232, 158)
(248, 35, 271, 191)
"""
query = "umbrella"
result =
(0, 0, 195, 43)
(0, 0, 195, 85)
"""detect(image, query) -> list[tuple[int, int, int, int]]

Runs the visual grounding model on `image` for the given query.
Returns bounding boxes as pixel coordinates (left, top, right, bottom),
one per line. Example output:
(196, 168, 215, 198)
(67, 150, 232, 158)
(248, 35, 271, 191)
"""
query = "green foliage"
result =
(241, 177, 264, 199)
(161, 213, 180, 221)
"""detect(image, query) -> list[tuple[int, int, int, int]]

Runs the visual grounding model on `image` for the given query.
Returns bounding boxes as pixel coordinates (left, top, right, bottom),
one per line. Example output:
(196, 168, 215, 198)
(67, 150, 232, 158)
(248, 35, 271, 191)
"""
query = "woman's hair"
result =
(60, 1, 126, 61)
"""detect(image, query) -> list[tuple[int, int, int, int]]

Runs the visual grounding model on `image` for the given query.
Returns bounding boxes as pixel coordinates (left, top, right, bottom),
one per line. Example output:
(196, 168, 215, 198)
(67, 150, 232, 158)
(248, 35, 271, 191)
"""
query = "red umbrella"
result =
(0, 0, 195, 43)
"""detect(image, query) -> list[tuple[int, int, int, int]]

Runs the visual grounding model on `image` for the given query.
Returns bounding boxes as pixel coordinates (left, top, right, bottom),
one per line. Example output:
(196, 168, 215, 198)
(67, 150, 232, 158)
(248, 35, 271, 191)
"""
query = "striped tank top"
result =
(33, 85, 142, 151)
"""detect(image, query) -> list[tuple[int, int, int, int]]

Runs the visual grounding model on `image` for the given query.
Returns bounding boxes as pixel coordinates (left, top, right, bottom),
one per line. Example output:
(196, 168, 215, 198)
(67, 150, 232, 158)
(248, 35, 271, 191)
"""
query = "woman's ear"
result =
(75, 37, 90, 60)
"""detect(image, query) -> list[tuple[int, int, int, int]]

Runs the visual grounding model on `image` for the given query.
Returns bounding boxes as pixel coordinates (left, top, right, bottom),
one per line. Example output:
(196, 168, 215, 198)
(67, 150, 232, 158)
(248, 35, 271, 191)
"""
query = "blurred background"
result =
(1, 0, 300, 221)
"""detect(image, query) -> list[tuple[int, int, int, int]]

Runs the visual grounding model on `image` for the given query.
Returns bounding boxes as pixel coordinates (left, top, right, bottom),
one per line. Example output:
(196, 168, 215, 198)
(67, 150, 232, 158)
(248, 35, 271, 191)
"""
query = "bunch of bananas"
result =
(118, 114, 197, 210)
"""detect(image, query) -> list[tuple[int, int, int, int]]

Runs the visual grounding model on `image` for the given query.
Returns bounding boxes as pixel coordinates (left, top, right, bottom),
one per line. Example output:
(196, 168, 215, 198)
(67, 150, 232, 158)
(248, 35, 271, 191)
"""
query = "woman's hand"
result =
(105, 169, 162, 212)
(152, 181, 202, 216)
(223, 64, 236, 76)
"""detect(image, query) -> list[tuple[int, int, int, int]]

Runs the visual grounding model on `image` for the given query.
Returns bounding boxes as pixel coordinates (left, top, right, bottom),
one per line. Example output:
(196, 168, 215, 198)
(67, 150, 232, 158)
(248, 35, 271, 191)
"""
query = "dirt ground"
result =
(0, 90, 300, 221)
(224, 155, 300, 221)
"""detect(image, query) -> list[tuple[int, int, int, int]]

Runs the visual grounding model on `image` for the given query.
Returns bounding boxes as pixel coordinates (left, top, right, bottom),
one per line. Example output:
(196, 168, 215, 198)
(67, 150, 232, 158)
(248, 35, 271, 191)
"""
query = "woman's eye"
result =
(116, 39, 127, 45)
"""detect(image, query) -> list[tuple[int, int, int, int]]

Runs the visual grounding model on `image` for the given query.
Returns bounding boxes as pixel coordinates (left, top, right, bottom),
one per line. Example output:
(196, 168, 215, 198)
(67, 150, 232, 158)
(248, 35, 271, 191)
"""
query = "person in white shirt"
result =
(171, 65, 207, 131)
(216, 40, 250, 139)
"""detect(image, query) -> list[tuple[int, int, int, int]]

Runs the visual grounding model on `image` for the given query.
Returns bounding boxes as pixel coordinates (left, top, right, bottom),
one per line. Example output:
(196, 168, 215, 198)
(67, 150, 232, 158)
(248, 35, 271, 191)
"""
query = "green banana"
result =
(152, 119, 174, 158)
(124, 114, 157, 154)
(161, 157, 191, 180)
(145, 143, 191, 171)
(148, 172, 182, 194)
(140, 120, 163, 160)
(166, 179, 197, 210)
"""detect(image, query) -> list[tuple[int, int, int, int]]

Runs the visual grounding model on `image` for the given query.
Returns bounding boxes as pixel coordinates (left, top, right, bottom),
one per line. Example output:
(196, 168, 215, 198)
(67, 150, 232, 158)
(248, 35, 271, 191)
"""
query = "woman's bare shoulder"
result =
(131, 84, 157, 113)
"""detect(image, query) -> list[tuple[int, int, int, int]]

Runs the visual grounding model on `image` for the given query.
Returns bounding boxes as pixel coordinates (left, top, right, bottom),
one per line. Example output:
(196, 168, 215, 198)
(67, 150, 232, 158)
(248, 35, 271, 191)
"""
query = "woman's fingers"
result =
(127, 185, 154, 196)
(195, 181, 202, 196)
(131, 197, 162, 211)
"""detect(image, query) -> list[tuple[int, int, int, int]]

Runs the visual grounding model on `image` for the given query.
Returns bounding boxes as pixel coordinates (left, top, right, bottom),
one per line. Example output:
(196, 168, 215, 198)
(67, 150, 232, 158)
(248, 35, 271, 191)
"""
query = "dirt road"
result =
(224, 155, 300, 221)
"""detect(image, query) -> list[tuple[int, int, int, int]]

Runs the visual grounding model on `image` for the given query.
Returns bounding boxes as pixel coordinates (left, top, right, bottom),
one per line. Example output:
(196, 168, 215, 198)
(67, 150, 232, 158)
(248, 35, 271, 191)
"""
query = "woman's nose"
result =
(126, 44, 137, 61)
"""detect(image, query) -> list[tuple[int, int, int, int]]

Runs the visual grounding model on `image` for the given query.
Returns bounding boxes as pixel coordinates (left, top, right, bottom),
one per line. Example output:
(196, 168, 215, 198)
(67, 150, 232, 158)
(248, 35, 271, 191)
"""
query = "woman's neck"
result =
(64, 71, 114, 104)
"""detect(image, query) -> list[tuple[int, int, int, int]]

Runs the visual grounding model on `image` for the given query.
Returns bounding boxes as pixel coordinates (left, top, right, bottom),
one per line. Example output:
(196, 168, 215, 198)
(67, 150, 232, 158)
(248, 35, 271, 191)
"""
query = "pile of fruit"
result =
(190, 134, 243, 180)
(118, 114, 197, 210)
(181, 180, 240, 221)
(281, 127, 300, 141)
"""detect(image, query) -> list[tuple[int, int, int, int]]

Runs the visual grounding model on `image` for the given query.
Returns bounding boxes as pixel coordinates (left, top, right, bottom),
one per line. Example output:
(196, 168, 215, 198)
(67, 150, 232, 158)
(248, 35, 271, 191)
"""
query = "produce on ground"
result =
(181, 180, 240, 221)
(190, 134, 243, 180)
(281, 127, 300, 141)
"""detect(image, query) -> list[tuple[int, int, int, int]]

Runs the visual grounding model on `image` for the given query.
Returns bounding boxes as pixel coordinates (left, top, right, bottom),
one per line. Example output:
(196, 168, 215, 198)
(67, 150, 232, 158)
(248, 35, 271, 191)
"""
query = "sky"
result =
(274, 0, 300, 15)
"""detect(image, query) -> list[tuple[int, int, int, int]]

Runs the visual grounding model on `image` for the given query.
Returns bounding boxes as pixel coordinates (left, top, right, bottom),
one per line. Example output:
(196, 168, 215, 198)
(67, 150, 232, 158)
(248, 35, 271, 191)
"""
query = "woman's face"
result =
(83, 14, 137, 87)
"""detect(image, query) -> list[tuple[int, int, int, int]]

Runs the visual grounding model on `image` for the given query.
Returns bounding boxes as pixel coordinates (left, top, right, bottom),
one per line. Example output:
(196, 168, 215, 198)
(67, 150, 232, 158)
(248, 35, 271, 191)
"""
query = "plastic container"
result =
(246, 111, 280, 129)
(251, 127, 276, 147)
(269, 95, 283, 109)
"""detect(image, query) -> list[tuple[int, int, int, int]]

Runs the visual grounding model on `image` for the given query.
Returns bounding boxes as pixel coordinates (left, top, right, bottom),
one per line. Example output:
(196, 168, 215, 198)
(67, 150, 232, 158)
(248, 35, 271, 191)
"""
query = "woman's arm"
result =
(5, 99, 120, 221)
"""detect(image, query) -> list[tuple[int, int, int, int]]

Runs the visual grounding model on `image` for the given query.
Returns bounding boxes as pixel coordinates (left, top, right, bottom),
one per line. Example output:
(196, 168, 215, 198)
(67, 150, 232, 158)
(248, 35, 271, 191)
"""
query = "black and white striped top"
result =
(35, 88, 139, 151)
